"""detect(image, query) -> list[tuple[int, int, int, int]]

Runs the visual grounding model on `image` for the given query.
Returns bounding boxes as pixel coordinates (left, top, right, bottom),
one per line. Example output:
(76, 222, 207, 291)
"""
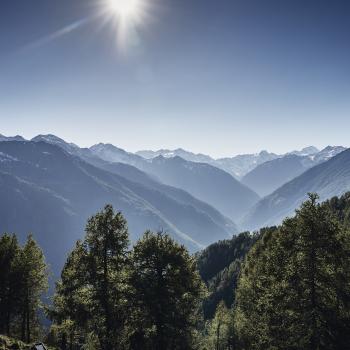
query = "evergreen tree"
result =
(18, 235, 49, 343)
(205, 301, 233, 350)
(48, 240, 90, 350)
(84, 204, 130, 349)
(0, 233, 20, 336)
(50, 205, 130, 350)
(128, 231, 205, 350)
(234, 194, 350, 349)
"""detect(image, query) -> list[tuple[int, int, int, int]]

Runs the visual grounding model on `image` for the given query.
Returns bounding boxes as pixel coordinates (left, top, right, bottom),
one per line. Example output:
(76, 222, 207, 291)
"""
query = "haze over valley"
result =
(0, 133, 348, 276)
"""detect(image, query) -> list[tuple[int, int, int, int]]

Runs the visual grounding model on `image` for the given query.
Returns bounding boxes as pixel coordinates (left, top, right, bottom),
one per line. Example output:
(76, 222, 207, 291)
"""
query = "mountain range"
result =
(136, 148, 280, 178)
(242, 148, 350, 230)
(92, 144, 259, 221)
(0, 140, 236, 275)
(241, 146, 346, 196)
(1, 132, 350, 276)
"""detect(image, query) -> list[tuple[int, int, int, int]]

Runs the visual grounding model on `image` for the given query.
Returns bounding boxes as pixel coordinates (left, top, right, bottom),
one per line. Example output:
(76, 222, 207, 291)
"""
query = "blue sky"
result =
(1, 0, 350, 157)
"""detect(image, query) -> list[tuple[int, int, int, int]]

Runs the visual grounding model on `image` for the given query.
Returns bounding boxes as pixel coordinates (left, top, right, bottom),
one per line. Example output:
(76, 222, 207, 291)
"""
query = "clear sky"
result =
(0, 0, 350, 157)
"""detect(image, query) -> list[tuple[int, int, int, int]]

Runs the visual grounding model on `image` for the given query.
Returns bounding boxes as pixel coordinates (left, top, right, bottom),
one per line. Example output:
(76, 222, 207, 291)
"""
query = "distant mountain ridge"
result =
(241, 146, 346, 196)
(135, 147, 327, 178)
(30, 136, 259, 223)
(242, 148, 350, 230)
(2, 133, 349, 240)
(0, 140, 239, 276)
(136, 148, 280, 178)
(136, 148, 214, 164)
(0, 134, 26, 142)
(138, 155, 260, 221)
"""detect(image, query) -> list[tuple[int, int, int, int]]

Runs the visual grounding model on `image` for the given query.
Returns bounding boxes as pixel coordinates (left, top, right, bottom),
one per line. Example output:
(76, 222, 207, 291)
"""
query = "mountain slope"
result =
(136, 148, 215, 164)
(136, 148, 279, 178)
(0, 141, 237, 275)
(241, 155, 313, 196)
(0, 134, 26, 142)
(196, 230, 263, 318)
(215, 151, 280, 178)
(30, 135, 237, 237)
(241, 146, 346, 197)
(140, 156, 260, 221)
(242, 148, 350, 230)
(90, 143, 144, 166)
(89, 143, 260, 221)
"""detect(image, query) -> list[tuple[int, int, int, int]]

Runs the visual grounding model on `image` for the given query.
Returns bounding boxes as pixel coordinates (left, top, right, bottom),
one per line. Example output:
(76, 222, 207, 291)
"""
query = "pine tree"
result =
(84, 204, 130, 349)
(0, 233, 20, 336)
(234, 194, 350, 349)
(50, 205, 130, 350)
(48, 240, 90, 350)
(205, 301, 233, 350)
(128, 231, 205, 350)
(18, 234, 49, 343)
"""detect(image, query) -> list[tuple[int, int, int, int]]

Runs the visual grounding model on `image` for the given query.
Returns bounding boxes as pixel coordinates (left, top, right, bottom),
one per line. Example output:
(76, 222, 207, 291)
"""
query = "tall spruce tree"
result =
(0, 233, 20, 336)
(50, 205, 130, 350)
(18, 235, 49, 343)
(205, 301, 233, 350)
(84, 204, 130, 349)
(128, 231, 205, 350)
(49, 240, 90, 350)
(234, 194, 350, 350)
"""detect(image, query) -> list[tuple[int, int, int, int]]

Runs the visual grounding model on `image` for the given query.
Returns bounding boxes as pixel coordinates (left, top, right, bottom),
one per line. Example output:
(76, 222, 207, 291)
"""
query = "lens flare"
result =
(108, 0, 141, 19)
(100, 0, 149, 51)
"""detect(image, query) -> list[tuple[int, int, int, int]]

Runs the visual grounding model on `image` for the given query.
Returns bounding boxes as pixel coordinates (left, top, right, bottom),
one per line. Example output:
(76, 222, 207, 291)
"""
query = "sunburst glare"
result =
(99, 0, 150, 51)
(108, 0, 141, 19)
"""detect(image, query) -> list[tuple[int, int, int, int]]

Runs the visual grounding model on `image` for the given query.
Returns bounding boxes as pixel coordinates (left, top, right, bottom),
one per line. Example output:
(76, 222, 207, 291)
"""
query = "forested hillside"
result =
(2, 193, 350, 349)
(196, 232, 258, 319)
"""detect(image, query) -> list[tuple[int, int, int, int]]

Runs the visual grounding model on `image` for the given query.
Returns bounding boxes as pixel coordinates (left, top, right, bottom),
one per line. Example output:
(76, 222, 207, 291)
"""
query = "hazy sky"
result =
(1, 0, 350, 157)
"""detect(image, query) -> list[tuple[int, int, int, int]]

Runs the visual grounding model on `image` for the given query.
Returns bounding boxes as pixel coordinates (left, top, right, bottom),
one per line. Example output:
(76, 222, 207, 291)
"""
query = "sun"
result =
(100, 0, 150, 51)
(108, 0, 141, 19)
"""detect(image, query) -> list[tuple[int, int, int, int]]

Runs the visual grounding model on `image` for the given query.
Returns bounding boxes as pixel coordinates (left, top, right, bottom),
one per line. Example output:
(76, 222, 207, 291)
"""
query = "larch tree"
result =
(234, 194, 350, 350)
(128, 231, 205, 350)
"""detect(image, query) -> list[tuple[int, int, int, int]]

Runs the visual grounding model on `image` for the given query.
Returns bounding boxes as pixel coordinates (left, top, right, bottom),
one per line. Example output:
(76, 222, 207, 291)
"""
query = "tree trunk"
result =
(308, 213, 317, 350)
(6, 311, 10, 336)
(26, 305, 30, 343)
(102, 242, 112, 350)
(21, 311, 26, 342)
(216, 322, 221, 350)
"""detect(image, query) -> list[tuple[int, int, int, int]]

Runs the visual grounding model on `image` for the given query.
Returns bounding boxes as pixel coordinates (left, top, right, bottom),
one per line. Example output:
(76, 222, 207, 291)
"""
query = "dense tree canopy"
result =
(4, 193, 350, 349)
(0, 234, 48, 343)
(49, 207, 205, 350)
(234, 194, 350, 349)
(128, 231, 205, 350)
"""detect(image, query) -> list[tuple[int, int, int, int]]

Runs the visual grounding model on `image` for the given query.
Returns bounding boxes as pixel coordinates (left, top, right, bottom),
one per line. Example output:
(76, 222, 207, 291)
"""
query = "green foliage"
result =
(0, 234, 20, 336)
(128, 232, 205, 350)
(234, 193, 350, 349)
(197, 231, 260, 319)
(0, 234, 48, 343)
(50, 207, 206, 350)
(19, 235, 49, 343)
(204, 301, 234, 350)
(49, 205, 130, 350)
(0, 334, 32, 350)
(324, 191, 350, 228)
(0, 335, 56, 350)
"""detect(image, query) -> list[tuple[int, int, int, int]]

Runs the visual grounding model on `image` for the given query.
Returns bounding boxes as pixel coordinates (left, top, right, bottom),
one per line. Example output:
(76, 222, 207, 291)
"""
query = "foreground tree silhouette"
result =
(0, 234, 20, 336)
(50, 205, 130, 350)
(0, 233, 48, 342)
(234, 194, 350, 350)
(50, 209, 206, 349)
(128, 232, 205, 350)
(205, 301, 233, 350)
(19, 235, 48, 343)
